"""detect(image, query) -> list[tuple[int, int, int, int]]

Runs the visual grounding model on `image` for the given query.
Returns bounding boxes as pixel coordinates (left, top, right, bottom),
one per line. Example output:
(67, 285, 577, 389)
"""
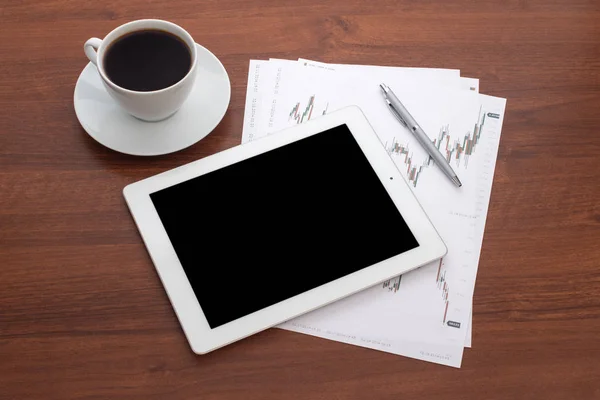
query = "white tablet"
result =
(123, 105, 446, 354)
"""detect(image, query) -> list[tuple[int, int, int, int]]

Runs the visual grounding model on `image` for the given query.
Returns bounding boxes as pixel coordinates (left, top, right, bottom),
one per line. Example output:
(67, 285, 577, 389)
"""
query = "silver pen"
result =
(379, 83, 462, 188)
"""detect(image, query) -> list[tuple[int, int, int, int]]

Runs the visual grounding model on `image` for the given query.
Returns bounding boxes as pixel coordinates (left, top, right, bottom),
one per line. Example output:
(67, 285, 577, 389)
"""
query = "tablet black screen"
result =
(150, 124, 419, 328)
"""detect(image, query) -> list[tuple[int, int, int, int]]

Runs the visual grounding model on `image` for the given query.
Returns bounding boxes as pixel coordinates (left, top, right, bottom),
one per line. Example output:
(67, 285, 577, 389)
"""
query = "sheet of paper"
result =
(275, 73, 505, 367)
(459, 76, 478, 348)
(248, 60, 463, 143)
(240, 60, 505, 366)
(265, 60, 477, 349)
(295, 60, 478, 348)
(241, 61, 477, 363)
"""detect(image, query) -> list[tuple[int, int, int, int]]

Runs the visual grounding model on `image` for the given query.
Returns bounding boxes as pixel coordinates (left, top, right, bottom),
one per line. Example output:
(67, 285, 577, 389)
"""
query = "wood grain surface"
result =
(1, 0, 600, 399)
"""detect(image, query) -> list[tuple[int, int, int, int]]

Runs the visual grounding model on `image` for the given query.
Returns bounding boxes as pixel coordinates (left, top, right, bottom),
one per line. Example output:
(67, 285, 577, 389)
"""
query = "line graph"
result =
(288, 95, 328, 124)
(386, 107, 486, 187)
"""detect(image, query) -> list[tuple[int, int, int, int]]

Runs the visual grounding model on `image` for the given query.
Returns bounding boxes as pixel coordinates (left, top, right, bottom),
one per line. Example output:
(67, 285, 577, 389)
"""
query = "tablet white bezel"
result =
(123, 105, 447, 354)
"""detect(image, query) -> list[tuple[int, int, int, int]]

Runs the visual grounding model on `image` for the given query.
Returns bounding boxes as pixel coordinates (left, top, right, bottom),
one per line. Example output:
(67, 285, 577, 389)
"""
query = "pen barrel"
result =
(413, 126, 457, 178)
(385, 86, 460, 183)
(386, 91, 418, 128)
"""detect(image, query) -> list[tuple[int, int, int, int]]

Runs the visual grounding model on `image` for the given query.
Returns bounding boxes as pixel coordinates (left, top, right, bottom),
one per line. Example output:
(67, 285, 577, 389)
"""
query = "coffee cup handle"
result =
(84, 38, 102, 66)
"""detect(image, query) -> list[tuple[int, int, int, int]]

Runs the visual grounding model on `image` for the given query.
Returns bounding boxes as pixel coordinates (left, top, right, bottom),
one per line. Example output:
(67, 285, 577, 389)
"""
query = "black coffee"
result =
(104, 29, 192, 92)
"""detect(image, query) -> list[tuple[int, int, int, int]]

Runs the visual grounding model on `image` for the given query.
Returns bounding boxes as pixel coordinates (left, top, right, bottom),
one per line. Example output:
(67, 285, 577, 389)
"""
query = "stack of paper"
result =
(241, 58, 507, 368)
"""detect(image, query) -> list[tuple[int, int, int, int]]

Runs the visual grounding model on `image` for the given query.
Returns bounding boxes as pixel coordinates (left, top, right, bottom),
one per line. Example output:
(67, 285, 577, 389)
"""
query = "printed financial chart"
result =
(288, 95, 329, 124)
(269, 86, 495, 328)
(385, 108, 488, 188)
(268, 78, 493, 212)
(377, 101, 504, 329)
(248, 62, 506, 366)
(267, 72, 494, 311)
(281, 95, 505, 368)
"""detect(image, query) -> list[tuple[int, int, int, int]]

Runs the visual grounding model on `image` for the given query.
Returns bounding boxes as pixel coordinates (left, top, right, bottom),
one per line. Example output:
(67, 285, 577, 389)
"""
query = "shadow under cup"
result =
(87, 19, 198, 122)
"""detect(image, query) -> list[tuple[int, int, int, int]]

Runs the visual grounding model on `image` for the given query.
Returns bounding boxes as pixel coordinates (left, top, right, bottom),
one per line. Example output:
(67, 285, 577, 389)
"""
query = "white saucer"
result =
(74, 43, 231, 156)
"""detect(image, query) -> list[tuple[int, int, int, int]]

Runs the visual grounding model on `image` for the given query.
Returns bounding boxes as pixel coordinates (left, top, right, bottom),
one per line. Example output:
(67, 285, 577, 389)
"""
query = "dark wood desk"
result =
(2, 1, 599, 398)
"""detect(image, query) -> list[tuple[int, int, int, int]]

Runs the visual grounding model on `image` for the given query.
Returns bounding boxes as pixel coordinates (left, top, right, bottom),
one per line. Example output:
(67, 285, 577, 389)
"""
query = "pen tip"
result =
(380, 83, 389, 93)
(452, 176, 462, 187)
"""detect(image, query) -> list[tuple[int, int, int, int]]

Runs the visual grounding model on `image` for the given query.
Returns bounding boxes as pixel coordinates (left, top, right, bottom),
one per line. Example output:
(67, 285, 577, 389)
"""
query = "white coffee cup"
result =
(84, 19, 197, 122)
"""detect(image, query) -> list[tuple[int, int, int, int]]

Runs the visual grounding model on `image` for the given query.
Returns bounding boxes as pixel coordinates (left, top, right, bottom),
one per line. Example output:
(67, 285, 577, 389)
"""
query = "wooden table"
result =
(2, 1, 599, 398)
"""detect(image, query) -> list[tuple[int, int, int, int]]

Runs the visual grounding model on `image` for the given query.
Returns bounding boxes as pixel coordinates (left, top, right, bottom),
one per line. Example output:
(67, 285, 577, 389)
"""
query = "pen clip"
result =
(385, 99, 408, 127)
